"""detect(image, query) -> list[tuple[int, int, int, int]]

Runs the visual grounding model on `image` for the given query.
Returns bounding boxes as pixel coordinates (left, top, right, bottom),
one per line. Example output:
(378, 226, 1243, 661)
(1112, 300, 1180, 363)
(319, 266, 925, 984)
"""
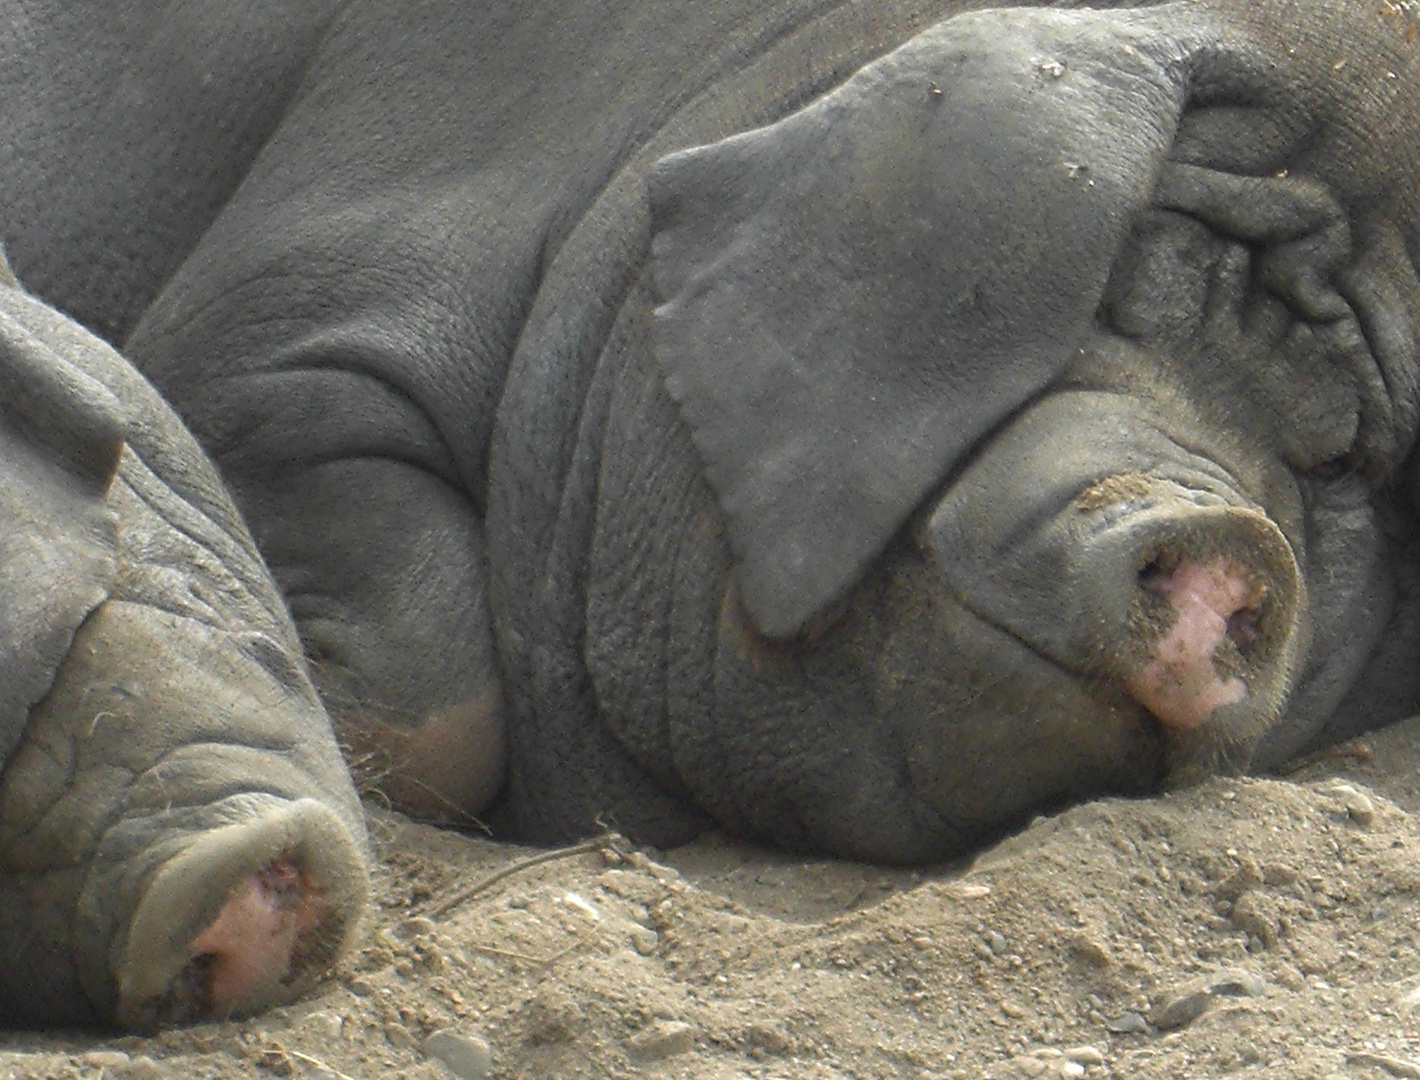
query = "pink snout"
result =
(1071, 490, 1302, 752)
(1124, 558, 1263, 731)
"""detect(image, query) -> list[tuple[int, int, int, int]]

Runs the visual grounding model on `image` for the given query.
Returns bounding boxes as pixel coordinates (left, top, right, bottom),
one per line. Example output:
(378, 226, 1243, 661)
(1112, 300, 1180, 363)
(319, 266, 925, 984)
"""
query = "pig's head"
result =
(647, 1, 1420, 858)
(0, 270, 368, 1029)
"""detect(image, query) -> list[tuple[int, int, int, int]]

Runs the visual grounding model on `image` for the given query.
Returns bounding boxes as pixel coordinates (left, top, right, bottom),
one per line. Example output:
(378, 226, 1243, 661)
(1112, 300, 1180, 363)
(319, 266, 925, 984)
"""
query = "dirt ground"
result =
(9, 717, 1420, 1080)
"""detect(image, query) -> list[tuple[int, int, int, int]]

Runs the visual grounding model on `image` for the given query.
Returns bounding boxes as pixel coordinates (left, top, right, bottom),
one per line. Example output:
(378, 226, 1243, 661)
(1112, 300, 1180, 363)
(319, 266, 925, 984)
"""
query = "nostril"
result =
(1136, 552, 1179, 590)
(1226, 606, 1261, 652)
(1135, 554, 1261, 620)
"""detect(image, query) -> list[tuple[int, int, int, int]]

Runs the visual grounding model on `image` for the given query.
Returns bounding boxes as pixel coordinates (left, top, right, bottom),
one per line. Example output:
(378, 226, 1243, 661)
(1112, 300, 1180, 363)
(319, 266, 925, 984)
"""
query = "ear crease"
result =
(647, 139, 765, 305)
(1169, 105, 1308, 177)
(0, 308, 127, 492)
(1153, 161, 1353, 320)
(1338, 217, 1420, 473)
(1152, 159, 1420, 478)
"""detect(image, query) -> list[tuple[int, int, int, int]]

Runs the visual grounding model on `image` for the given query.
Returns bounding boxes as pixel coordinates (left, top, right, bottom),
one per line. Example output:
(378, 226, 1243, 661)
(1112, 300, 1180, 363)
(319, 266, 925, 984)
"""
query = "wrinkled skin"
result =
(0, 265, 369, 1029)
(2, 0, 1420, 875)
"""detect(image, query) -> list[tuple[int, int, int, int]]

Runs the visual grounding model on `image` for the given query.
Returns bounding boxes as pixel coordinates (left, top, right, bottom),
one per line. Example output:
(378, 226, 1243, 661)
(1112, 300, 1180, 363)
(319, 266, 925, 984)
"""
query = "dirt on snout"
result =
(9, 718, 1420, 1080)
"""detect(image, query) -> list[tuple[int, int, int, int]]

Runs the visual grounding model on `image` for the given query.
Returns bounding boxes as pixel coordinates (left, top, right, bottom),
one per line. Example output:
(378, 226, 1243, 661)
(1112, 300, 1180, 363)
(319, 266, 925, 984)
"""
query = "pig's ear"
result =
(648, 8, 1214, 637)
(0, 285, 124, 759)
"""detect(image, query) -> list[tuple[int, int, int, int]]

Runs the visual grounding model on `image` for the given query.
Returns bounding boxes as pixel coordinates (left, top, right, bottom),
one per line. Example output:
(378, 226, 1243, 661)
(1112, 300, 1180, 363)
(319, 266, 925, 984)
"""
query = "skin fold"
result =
(0, 3, 1418, 998)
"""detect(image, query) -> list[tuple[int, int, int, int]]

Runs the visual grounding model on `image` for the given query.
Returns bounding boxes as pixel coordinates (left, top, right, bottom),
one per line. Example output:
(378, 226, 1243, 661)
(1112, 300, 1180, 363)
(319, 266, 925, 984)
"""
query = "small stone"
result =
(1231, 892, 1281, 948)
(1013, 1056, 1048, 1077)
(425, 1029, 494, 1080)
(1261, 862, 1297, 886)
(627, 1020, 696, 1063)
(1345, 791, 1375, 827)
(520, 984, 585, 1044)
(345, 977, 376, 997)
(303, 1010, 347, 1039)
(1063, 1045, 1105, 1066)
(385, 1021, 418, 1050)
(560, 891, 601, 921)
(1151, 990, 1211, 1030)
(1213, 859, 1263, 902)
(1206, 968, 1267, 997)
(744, 1023, 792, 1056)
(1059, 1062, 1086, 1078)
(631, 927, 660, 955)
(949, 883, 992, 900)
(1324, 783, 1376, 826)
(83, 1051, 131, 1068)
(986, 930, 1009, 955)
(109, 1057, 168, 1080)
(1152, 967, 1266, 1030)
(1105, 1011, 1149, 1034)
(1066, 934, 1113, 969)
(397, 916, 438, 938)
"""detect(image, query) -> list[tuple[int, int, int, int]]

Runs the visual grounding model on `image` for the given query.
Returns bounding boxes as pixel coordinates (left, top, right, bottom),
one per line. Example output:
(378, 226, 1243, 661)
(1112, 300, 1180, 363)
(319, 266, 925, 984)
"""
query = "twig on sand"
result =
(466, 937, 589, 966)
(1276, 738, 1374, 775)
(287, 1049, 362, 1080)
(1345, 1051, 1420, 1079)
(255, 1045, 360, 1080)
(428, 831, 630, 918)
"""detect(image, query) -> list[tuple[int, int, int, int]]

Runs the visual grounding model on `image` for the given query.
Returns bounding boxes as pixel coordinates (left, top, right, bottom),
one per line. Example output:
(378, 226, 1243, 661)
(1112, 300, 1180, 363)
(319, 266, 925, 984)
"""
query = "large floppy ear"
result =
(0, 278, 124, 761)
(649, 7, 1220, 637)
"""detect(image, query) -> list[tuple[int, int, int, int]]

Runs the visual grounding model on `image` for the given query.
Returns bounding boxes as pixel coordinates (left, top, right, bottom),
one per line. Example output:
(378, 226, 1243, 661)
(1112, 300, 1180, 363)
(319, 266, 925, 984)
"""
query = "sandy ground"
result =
(8, 716, 1420, 1080)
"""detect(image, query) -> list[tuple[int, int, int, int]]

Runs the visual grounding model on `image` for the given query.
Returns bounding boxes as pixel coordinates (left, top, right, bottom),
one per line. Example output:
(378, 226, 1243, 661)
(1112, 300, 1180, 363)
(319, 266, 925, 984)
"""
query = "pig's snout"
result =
(1126, 556, 1262, 729)
(1070, 484, 1301, 745)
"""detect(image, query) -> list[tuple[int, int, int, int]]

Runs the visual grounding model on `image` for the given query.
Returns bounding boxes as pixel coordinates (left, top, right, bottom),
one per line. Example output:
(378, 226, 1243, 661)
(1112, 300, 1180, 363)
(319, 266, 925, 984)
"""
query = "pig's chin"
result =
(908, 573, 1282, 825)
(988, 577, 1296, 791)
(850, 557, 1175, 853)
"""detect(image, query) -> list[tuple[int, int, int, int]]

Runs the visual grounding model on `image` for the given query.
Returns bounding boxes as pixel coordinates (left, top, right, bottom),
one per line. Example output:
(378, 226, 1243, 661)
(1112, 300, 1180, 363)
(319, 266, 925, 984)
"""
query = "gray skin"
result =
(3, 0, 1420, 866)
(0, 259, 369, 1030)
